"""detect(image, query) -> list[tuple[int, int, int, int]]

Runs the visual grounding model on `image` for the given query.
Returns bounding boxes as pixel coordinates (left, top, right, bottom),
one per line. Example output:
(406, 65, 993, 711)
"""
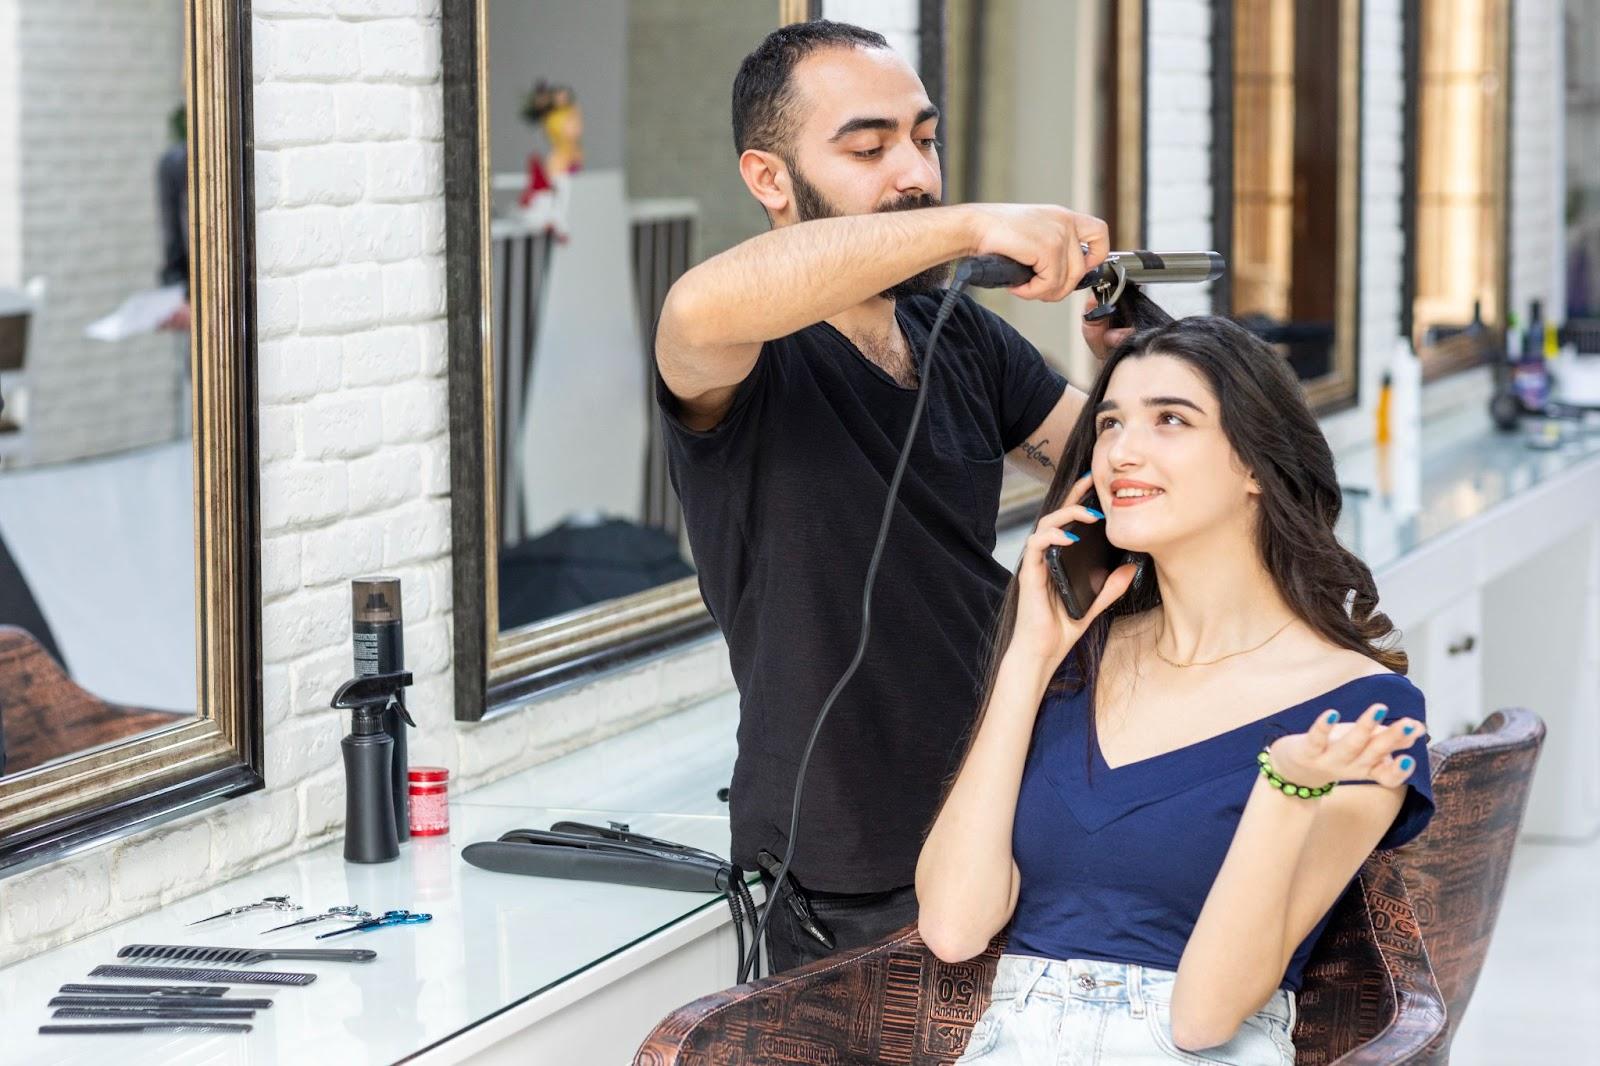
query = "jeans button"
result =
(1076, 973, 1096, 992)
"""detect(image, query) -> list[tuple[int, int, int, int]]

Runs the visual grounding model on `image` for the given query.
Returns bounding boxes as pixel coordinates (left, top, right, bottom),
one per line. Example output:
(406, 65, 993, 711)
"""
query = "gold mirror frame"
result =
(443, 0, 1144, 717)
(0, 0, 261, 873)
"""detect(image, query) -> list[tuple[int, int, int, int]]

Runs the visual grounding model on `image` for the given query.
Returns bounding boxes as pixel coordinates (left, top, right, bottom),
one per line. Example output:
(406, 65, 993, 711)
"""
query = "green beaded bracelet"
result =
(1257, 749, 1336, 799)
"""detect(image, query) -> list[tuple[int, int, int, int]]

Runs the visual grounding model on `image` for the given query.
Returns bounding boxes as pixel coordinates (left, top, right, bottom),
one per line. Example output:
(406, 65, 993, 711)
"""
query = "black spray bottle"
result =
(332, 670, 414, 863)
(352, 577, 413, 843)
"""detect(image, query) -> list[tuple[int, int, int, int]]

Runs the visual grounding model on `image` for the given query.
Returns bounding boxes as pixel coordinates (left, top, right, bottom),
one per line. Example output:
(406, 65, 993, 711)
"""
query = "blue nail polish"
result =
(1085, 508, 1104, 520)
(1402, 725, 1415, 735)
(1400, 756, 1414, 771)
(1325, 711, 1340, 724)
(1079, 470, 1092, 481)
(1065, 532, 1080, 543)
(1373, 707, 1388, 722)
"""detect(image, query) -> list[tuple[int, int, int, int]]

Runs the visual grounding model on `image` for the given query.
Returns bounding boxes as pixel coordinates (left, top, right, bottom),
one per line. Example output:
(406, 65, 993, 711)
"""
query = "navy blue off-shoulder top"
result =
(1005, 672, 1434, 991)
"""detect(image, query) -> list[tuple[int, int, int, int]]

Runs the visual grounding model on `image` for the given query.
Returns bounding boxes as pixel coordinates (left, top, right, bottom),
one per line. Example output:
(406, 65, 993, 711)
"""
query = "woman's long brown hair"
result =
(961, 301, 1406, 788)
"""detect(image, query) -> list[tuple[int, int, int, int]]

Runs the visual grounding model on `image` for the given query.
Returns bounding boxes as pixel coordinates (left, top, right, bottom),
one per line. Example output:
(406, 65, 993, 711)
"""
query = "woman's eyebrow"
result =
(1093, 395, 1207, 415)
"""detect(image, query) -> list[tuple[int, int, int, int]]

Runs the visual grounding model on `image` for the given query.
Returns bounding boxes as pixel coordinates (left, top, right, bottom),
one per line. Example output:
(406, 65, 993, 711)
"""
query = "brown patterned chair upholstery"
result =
(635, 711, 1546, 1066)
(635, 848, 1443, 1065)
(1392, 708, 1545, 1065)
(0, 625, 186, 776)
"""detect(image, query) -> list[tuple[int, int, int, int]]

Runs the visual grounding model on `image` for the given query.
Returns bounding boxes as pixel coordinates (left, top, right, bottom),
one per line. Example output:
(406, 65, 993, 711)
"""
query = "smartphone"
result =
(1043, 488, 1125, 620)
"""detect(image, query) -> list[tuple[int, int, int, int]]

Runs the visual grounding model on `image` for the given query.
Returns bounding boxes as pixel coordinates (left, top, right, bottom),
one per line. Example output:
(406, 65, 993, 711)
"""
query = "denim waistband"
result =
(989, 954, 1296, 1028)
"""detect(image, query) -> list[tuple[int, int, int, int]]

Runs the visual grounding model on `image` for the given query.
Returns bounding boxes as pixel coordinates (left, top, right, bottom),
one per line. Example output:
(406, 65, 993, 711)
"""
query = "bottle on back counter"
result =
(1390, 335, 1422, 454)
(1513, 300, 1551, 413)
(1490, 311, 1524, 430)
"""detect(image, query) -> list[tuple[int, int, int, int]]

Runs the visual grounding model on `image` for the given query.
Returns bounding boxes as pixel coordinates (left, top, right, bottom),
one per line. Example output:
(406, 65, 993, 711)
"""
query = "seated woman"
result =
(916, 316, 1433, 1065)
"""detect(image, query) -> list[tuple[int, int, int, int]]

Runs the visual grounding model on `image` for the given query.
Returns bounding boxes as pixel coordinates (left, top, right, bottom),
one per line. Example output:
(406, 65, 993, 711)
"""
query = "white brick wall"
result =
(0, 0, 732, 968)
(10, 0, 186, 464)
(1510, 0, 1566, 324)
(1144, 0, 1215, 318)
(0, 1, 19, 285)
(1320, 0, 1412, 452)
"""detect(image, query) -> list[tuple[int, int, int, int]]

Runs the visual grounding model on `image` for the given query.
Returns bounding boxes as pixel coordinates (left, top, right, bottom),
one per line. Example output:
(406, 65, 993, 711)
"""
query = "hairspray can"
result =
(352, 577, 412, 843)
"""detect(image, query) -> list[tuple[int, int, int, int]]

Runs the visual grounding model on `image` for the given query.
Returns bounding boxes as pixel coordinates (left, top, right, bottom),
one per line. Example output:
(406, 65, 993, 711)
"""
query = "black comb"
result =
(117, 944, 376, 965)
(90, 964, 316, 986)
(53, 1006, 258, 1020)
(40, 1022, 253, 1035)
(60, 983, 231, 997)
(51, 994, 274, 1009)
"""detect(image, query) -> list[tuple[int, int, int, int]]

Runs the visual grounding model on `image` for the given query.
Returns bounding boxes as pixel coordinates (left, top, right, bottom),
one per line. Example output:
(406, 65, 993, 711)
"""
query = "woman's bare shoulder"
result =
(1283, 629, 1401, 689)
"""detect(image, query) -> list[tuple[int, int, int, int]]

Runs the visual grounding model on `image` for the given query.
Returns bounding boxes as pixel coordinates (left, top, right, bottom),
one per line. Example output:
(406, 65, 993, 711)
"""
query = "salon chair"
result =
(1391, 708, 1545, 1065)
(635, 712, 1546, 1065)
(0, 625, 185, 776)
(634, 853, 1442, 1064)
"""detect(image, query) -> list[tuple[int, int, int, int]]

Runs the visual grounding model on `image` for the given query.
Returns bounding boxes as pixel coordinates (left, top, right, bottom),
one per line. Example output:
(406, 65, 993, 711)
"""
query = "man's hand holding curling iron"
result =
(967, 203, 1110, 302)
(657, 203, 1108, 428)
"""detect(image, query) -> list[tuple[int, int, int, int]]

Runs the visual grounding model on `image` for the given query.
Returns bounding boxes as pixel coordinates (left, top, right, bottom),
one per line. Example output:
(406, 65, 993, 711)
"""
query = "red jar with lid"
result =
(408, 766, 450, 837)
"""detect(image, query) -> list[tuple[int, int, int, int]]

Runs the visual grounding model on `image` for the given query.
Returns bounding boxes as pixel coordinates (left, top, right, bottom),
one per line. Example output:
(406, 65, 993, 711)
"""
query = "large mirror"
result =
(1212, 0, 1363, 412)
(446, 1, 804, 715)
(0, 0, 259, 871)
(444, 2, 1143, 715)
(942, 0, 1145, 523)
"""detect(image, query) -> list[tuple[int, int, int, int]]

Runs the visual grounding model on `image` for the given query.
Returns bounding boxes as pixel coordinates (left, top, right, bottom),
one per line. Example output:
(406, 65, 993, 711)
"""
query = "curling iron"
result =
(956, 250, 1226, 318)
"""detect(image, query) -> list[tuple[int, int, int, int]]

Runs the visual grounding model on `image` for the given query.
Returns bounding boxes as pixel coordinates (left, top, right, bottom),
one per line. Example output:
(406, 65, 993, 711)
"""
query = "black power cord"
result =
(738, 255, 1032, 983)
(725, 864, 759, 978)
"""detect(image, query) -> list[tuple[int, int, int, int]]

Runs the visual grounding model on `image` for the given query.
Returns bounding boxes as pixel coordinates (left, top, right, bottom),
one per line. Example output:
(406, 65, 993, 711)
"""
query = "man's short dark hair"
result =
(731, 20, 889, 160)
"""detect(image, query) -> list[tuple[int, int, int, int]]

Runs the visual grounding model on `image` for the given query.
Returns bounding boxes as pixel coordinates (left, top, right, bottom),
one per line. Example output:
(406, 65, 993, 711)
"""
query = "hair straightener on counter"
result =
(463, 820, 763, 977)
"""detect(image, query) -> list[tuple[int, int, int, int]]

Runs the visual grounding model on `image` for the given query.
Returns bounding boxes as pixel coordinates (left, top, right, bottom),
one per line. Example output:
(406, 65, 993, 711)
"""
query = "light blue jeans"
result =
(954, 955, 1298, 1066)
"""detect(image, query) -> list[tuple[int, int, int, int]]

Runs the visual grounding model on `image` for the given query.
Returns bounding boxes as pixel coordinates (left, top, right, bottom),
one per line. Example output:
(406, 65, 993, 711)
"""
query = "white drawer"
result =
(1409, 588, 1483, 742)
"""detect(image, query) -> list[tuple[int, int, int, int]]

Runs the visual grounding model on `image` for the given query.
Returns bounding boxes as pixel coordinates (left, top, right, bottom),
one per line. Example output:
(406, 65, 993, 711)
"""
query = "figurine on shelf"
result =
(517, 80, 583, 241)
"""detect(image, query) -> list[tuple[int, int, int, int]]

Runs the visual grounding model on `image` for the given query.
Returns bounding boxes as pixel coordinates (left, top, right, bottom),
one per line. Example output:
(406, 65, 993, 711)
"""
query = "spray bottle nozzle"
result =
(332, 671, 416, 729)
(332, 670, 413, 708)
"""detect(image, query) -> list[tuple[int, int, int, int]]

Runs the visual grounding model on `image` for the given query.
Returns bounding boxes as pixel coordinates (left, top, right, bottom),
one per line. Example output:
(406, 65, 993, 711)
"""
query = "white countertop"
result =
(0, 698, 742, 1066)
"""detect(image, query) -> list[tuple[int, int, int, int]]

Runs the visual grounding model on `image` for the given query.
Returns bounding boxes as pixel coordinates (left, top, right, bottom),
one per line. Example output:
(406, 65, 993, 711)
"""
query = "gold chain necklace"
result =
(1154, 616, 1296, 668)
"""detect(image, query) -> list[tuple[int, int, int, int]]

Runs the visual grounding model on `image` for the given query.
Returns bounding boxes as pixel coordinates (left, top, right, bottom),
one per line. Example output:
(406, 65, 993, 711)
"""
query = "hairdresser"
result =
(654, 19, 1117, 975)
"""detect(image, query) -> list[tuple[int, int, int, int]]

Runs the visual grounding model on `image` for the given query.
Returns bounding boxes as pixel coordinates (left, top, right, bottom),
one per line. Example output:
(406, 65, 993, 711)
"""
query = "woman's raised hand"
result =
(1268, 701, 1425, 791)
(1010, 472, 1138, 669)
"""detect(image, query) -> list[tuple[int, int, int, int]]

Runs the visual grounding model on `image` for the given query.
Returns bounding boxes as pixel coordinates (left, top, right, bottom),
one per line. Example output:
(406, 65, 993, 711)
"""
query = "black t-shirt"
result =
(655, 292, 1068, 893)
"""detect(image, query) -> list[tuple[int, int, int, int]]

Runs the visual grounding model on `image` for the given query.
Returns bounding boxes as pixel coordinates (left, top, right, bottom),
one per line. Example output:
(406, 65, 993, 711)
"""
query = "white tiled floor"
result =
(1450, 833, 1600, 1064)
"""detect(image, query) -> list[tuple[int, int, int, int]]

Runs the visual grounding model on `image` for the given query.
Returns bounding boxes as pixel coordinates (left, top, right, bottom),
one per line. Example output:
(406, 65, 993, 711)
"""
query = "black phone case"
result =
(1044, 489, 1119, 620)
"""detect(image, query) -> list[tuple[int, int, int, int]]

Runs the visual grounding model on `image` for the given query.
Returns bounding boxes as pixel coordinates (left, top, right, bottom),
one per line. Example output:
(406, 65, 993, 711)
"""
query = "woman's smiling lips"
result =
(1108, 479, 1165, 508)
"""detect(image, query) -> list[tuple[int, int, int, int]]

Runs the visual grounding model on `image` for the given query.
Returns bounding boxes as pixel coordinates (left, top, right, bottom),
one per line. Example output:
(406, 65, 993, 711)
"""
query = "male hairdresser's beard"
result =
(789, 166, 953, 301)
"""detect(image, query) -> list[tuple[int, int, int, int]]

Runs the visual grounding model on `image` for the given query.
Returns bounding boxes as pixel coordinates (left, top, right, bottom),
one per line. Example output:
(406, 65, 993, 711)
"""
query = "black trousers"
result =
(759, 870, 919, 975)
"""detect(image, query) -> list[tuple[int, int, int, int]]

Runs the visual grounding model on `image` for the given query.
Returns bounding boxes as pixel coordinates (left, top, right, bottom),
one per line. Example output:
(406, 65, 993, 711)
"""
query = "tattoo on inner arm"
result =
(1020, 438, 1055, 469)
